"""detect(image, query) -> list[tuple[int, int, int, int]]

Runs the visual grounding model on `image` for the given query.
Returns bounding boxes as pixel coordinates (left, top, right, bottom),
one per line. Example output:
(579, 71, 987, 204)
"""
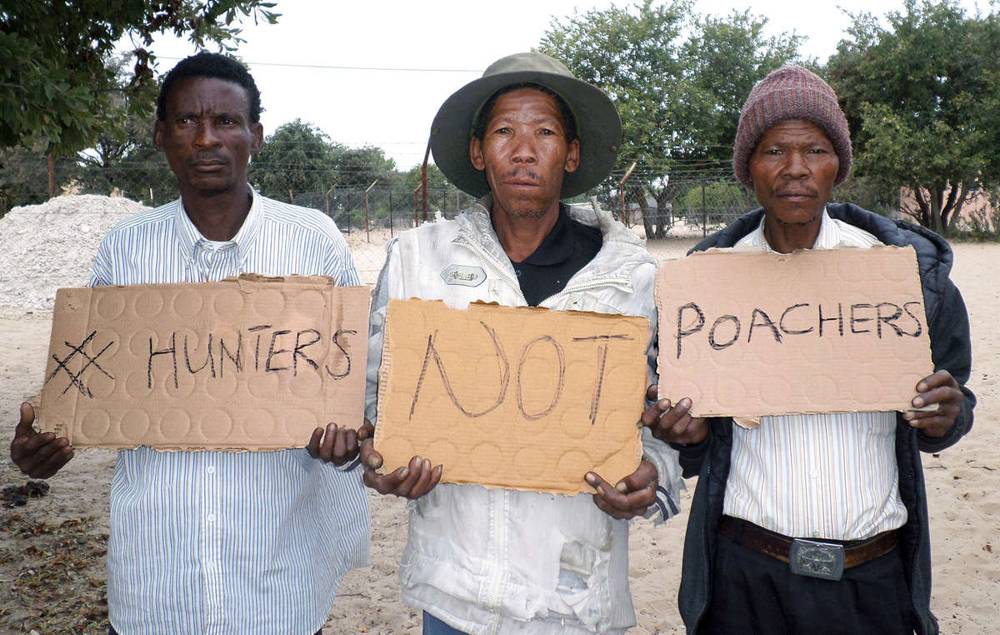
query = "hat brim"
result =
(430, 70, 622, 198)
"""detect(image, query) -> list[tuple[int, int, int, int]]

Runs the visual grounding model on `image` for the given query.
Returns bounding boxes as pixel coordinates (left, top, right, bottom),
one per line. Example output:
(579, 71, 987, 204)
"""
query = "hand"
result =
(306, 421, 371, 466)
(903, 370, 965, 437)
(360, 423, 442, 498)
(10, 402, 74, 478)
(641, 384, 708, 445)
(585, 459, 657, 520)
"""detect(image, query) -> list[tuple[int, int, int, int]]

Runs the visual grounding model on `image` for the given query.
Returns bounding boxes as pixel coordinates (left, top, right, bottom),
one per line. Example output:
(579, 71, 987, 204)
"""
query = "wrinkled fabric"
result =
(366, 199, 684, 634)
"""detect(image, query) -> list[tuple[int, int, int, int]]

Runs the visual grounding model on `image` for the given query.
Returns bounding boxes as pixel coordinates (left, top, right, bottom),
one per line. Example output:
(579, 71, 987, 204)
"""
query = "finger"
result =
(16, 402, 36, 436)
(357, 421, 374, 441)
(916, 370, 957, 392)
(912, 386, 962, 409)
(405, 458, 436, 498)
(337, 429, 359, 464)
(392, 456, 428, 498)
(364, 466, 408, 494)
(641, 398, 671, 427)
(33, 446, 75, 479)
(360, 439, 383, 470)
(332, 426, 347, 461)
(645, 384, 658, 401)
(12, 431, 61, 464)
(618, 461, 657, 492)
(306, 427, 324, 458)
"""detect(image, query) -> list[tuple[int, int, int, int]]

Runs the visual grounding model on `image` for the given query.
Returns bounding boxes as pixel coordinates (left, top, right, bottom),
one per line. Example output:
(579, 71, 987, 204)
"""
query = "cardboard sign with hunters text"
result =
(39, 275, 370, 450)
(656, 246, 933, 418)
(375, 299, 649, 495)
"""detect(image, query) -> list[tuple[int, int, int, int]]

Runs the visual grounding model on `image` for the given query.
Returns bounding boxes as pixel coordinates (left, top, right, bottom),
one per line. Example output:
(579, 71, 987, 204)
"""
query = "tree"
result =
(827, 0, 1000, 234)
(539, 0, 800, 237)
(250, 119, 339, 201)
(0, 1, 279, 196)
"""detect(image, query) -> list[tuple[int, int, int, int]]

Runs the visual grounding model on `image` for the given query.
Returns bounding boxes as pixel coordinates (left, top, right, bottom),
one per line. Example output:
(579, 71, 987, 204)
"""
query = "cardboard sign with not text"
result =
(39, 275, 370, 450)
(375, 299, 649, 495)
(656, 246, 933, 418)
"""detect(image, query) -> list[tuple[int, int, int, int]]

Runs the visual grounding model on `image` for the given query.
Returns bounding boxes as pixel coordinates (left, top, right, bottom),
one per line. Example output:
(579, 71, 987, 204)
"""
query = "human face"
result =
(749, 119, 839, 226)
(154, 77, 263, 197)
(469, 88, 580, 221)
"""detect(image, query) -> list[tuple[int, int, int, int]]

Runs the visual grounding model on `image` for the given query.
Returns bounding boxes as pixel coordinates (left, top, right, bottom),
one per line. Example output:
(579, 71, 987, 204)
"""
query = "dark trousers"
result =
(703, 533, 915, 634)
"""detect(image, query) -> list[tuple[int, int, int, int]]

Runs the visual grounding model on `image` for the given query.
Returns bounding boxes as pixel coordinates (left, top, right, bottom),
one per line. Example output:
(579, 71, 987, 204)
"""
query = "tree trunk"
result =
(47, 153, 56, 197)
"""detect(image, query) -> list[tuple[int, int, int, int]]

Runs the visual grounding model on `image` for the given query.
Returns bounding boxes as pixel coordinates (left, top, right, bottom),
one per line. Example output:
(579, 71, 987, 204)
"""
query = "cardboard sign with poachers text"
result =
(375, 299, 649, 495)
(39, 275, 370, 450)
(656, 246, 933, 418)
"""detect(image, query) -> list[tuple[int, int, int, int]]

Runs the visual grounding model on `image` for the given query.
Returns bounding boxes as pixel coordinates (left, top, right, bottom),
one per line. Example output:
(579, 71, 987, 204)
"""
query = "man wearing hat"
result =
(644, 66, 975, 634)
(359, 52, 684, 634)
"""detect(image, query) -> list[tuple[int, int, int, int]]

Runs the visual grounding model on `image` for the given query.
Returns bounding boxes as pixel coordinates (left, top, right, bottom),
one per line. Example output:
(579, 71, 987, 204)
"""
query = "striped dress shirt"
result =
(722, 208, 909, 540)
(90, 189, 370, 635)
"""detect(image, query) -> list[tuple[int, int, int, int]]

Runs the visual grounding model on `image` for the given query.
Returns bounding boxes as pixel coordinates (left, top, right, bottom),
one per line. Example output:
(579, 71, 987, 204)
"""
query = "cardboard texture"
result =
(375, 299, 649, 495)
(656, 246, 933, 418)
(38, 276, 370, 450)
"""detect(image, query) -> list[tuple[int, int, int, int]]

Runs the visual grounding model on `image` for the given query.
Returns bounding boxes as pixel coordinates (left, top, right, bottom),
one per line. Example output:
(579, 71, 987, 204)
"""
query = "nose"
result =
(194, 121, 221, 148)
(509, 132, 537, 164)
(781, 150, 809, 178)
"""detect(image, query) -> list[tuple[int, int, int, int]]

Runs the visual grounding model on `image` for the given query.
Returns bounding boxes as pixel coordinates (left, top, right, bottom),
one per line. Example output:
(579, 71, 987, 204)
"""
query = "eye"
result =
(807, 146, 829, 154)
(175, 115, 194, 125)
(217, 115, 237, 126)
(539, 128, 556, 136)
(493, 126, 513, 136)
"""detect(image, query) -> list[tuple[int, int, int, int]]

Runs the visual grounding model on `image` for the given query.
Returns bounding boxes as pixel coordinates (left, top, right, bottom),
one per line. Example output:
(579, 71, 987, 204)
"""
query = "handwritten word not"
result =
(674, 300, 924, 359)
(407, 322, 634, 424)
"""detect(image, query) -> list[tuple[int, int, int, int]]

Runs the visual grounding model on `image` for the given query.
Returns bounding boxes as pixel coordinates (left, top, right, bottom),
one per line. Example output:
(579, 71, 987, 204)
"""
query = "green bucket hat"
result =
(430, 51, 622, 198)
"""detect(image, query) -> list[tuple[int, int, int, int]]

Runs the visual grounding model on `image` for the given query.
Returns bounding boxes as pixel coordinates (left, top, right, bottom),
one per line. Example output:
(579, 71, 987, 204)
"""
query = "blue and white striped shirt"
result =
(91, 189, 370, 635)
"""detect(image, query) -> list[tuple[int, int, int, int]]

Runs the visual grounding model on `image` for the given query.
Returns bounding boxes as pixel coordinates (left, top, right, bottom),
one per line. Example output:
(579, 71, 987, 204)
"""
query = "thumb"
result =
(360, 439, 383, 470)
(16, 402, 36, 436)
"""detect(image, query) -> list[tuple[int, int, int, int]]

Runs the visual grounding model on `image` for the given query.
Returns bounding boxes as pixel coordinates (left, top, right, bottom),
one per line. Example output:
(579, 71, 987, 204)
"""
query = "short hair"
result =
(156, 52, 261, 122)
(472, 83, 578, 142)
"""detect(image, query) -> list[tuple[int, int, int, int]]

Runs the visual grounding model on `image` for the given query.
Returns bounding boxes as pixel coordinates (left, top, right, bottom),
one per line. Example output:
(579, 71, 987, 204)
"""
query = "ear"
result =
(469, 136, 485, 171)
(250, 122, 264, 155)
(564, 138, 580, 174)
(153, 120, 164, 150)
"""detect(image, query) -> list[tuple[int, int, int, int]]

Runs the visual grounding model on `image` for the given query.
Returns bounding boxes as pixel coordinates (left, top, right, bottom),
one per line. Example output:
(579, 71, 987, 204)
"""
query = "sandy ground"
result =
(1, 236, 997, 634)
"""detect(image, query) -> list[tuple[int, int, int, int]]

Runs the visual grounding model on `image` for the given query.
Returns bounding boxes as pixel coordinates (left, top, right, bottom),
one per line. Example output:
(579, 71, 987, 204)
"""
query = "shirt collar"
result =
(742, 206, 833, 252)
(174, 186, 263, 263)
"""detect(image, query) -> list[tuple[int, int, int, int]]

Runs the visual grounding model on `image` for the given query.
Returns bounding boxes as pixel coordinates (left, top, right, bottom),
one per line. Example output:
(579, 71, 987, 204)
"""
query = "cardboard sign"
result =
(375, 299, 649, 494)
(38, 276, 370, 450)
(656, 246, 933, 418)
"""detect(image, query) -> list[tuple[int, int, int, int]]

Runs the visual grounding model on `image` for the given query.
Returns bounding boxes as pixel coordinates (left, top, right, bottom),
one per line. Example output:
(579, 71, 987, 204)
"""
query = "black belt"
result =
(718, 515, 898, 581)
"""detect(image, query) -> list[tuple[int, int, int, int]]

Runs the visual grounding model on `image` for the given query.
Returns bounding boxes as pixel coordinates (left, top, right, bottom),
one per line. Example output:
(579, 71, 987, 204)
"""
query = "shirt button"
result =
(206, 466, 215, 475)
(207, 513, 216, 523)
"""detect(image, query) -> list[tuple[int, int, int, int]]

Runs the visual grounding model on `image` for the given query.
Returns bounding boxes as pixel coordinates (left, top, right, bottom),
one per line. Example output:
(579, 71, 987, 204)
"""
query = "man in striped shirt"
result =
(645, 66, 974, 634)
(10, 53, 369, 635)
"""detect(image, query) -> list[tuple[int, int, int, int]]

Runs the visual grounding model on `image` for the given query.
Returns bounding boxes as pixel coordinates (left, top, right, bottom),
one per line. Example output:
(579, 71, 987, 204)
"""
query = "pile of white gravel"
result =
(0, 194, 148, 311)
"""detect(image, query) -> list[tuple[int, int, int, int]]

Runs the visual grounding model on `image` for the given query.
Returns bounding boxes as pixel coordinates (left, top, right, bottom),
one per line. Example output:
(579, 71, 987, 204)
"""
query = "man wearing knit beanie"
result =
(642, 65, 974, 634)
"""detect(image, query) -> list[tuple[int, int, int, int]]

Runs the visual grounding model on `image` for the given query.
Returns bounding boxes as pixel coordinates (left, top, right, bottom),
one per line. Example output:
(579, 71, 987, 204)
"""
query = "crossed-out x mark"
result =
(45, 330, 116, 398)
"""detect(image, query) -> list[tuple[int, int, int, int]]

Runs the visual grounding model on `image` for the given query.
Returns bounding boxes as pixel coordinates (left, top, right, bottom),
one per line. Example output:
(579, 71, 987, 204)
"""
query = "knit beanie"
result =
(732, 65, 852, 188)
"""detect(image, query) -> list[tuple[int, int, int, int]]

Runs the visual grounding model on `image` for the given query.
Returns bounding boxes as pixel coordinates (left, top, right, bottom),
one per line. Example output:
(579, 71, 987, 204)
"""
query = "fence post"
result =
(618, 161, 637, 227)
(389, 191, 394, 237)
(363, 180, 378, 243)
(701, 183, 707, 237)
(421, 137, 431, 222)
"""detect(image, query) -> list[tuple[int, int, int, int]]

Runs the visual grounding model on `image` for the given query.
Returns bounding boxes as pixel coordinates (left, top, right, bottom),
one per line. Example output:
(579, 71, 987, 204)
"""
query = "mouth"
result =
(191, 161, 226, 173)
(776, 191, 815, 201)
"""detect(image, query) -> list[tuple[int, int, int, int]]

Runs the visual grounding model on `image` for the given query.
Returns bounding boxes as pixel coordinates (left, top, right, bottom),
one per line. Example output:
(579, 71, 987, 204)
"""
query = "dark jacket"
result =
(675, 203, 976, 635)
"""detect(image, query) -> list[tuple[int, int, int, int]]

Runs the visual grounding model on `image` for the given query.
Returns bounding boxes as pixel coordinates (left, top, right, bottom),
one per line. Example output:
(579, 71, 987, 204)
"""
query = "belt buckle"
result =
(789, 539, 844, 581)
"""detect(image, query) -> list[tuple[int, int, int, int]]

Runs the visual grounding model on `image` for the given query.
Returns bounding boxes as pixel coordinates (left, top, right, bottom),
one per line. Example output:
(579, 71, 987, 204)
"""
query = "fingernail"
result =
(595, 486, 605, 496)
(913, 397, 925, 408)
(585, 472, 597, 484)
(399, 468, 409, 478)
(367, 456, 381, 469)
(902, 412, 913, 421)
(656, 399, 670, 409)
(423, 458, 431, 470)
(616, 482, 627, 493)
(679, 398, 691, 408)
(917, 383, 927, 392)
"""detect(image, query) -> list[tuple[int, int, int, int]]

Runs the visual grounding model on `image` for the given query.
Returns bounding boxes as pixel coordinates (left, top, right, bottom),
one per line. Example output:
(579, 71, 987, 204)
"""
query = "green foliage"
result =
(674, 180, 751, 222)
(538, 0, 800, 237)
(0, 1, 278, 164)
(251, 119, 339, 198)
(827, 0, 1000, 234)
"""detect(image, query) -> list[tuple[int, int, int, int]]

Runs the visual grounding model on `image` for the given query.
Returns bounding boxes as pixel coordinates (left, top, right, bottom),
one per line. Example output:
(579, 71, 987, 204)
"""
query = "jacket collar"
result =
(451, 195, 654, 290)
